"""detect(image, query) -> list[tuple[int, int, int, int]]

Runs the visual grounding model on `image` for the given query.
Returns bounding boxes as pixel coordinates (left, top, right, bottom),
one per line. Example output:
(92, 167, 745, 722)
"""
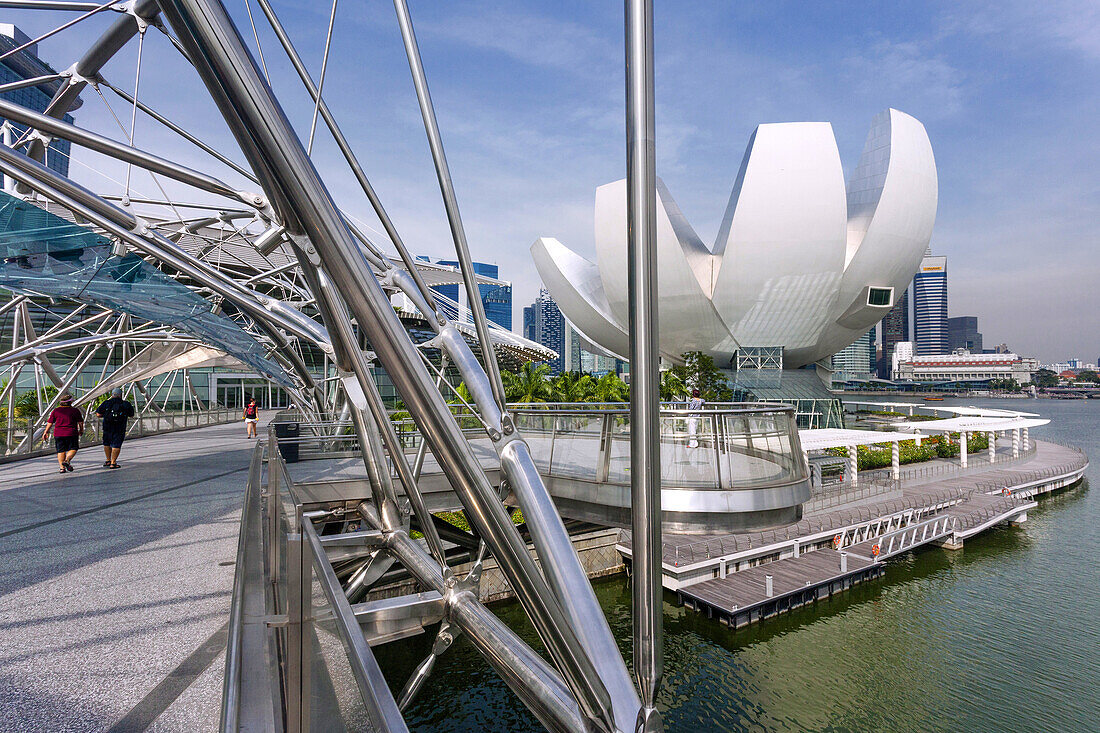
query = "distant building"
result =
(432, 260, 511, 330)
(0, 24, 77, 178)
(891, 341, 915, 380)
(947, 316, 982, 353)
(522, 305, 536, 341)
(912, 251, 948, 355)
(563, 325, 583, 372)
(832, 327, 876, 384)
(894, 350, 1039, 384)
(530, 288, 564, 373)
(878, 286, 909, 378)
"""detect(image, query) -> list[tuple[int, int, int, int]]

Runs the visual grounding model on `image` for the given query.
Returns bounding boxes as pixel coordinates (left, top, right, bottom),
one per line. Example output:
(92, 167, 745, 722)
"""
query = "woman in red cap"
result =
(42, 393, 85, 473)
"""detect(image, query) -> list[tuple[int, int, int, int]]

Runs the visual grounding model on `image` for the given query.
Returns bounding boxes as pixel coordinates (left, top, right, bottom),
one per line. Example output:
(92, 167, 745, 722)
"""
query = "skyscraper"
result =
(878, 286, 909, 378)
(431, 260, 512, 330)
(913, 251, 948, 355)
(530, 288, 564, 373)
(0, 24, 77, 178)
(832, 328, 876, 384)
(522, 305, 536, 341)
(947, 316, 982, 353)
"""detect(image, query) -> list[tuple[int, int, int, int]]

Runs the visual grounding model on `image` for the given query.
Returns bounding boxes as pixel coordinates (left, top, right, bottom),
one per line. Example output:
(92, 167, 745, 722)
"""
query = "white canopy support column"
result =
(847, 444, 858, 487)
(891, 441, 900, 480)
(1023, 427, 1030, 452)
(959, 431, 968, 468)
(988, 431, 996, 464)
(1012, 428, 1020, 458)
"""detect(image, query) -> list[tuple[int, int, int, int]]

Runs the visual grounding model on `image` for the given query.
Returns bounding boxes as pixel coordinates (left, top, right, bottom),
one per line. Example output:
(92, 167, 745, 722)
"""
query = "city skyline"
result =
(0, 2, 1095, 363)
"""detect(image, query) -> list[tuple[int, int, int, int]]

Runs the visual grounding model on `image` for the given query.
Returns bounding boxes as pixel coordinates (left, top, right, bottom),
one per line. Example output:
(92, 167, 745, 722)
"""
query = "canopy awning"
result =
(894, 416, 1049, 433)
(798, 428, 927, 451)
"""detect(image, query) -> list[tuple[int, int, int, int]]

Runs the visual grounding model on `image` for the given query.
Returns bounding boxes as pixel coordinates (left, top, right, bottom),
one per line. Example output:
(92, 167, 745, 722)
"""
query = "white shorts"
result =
(245, 418, 258, 424)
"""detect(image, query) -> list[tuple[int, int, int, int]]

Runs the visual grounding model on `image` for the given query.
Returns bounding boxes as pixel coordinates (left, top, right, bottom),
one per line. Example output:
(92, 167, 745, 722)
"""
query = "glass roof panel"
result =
(0, 191, 290, 385)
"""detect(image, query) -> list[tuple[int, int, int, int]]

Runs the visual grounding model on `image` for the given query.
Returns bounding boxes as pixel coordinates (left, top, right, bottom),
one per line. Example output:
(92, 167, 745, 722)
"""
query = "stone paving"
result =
(0, 418, 265, 732)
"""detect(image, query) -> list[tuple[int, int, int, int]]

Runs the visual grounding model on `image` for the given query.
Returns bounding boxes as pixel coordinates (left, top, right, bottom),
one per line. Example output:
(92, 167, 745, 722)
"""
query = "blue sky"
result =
(6, 1, 1098, 362)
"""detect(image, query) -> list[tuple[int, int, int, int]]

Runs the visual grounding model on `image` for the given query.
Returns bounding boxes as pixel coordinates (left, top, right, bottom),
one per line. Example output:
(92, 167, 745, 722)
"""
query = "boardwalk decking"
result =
(678, 549, 883, 628)
(622, 439, 1087, 629)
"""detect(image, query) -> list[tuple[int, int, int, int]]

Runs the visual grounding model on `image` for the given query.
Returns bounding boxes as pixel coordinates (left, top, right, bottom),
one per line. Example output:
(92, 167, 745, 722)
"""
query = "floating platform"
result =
(620, 439, 1088, 630)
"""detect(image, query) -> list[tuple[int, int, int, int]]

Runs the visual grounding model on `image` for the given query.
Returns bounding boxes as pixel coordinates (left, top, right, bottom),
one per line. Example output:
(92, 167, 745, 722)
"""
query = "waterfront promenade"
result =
(0, 420, 263, 732)
(618, 439, 1088, 629)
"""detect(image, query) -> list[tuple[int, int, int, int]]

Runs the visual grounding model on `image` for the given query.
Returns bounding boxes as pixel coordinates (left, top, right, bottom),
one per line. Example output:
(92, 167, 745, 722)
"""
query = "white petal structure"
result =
(532, 108, 937, 369)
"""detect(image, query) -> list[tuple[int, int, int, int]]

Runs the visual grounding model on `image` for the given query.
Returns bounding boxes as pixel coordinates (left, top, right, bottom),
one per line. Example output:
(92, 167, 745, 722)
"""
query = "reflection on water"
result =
(386, 398, 1099, 732)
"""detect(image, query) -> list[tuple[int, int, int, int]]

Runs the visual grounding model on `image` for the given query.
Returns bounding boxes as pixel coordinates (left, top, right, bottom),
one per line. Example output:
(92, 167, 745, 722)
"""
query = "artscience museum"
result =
(532, 108, 938, 424)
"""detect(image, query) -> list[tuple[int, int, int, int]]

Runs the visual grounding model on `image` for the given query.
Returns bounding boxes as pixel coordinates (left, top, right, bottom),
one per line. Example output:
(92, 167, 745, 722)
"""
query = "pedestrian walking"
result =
(687, 388, 704, 448)
(244, 397, 259, 438)
(41, 393, 84, 473)
(96, 387, 135, 469)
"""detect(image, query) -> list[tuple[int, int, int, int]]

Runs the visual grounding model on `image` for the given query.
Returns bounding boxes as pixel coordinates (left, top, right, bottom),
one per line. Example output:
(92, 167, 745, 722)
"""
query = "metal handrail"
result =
(220, 441, 264, 733)
(2, 406, 238, 460)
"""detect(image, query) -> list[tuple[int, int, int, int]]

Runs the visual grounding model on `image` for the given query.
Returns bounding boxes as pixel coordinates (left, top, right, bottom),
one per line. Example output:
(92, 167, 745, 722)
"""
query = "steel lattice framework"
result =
(0, 1, 669, 731)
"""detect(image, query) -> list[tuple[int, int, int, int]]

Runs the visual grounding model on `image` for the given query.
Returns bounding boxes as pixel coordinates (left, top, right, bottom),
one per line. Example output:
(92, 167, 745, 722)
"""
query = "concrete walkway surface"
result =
(0, 418, 264, 732)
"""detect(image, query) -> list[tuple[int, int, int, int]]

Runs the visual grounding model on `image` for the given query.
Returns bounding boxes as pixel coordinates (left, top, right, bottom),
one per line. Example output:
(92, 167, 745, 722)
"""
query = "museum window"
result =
(867, 287, 892, 307)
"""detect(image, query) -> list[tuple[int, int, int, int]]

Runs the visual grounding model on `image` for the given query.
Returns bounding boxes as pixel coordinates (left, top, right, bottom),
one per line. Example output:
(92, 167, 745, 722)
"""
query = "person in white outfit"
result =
(687, 388, 704, 448)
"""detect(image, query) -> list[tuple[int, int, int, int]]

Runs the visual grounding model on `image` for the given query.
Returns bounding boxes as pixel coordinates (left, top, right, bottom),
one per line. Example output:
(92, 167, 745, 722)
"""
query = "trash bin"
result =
(273, 421, 300, 463)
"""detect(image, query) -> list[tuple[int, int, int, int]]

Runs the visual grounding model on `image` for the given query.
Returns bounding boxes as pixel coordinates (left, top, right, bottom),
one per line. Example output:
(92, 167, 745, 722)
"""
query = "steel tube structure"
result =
(153, 3, 622, 728)
(100, 79, 259, 182)
(625, 0, 663, 728)
(249, 0, 442, 321)
(0, 1, 113, 9)
(0, 148, 328, 413)
(360, 506, 588, 733)
(22, 0, 161, 172)
(0, 98, 263, 208)
(392, 0, 506, 411)
(0, 146, 326, 349)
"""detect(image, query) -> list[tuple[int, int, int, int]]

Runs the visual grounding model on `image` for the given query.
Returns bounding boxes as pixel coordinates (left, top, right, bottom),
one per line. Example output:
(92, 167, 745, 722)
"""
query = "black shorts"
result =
(54, 435, 79, 453)
(103, 428, 126, 449)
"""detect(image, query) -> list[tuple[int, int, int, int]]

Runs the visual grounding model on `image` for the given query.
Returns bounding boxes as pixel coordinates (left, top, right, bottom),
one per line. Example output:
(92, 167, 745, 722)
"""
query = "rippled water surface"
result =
(388, 398, 1098, 732)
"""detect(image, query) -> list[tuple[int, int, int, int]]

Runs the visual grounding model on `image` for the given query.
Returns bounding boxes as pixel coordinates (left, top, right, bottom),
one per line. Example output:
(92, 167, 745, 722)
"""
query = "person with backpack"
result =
(244, 397, 259, 438)
(41, 393, 84, 473)
(96, 388, 135, 469)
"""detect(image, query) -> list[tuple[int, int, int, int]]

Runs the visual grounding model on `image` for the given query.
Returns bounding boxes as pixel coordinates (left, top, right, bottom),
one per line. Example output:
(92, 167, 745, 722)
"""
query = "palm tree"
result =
(591, 372, 629, 403)
(551, 371, 595, 403)
(659, 370, 687, 402)
(504, 362, 554, 404)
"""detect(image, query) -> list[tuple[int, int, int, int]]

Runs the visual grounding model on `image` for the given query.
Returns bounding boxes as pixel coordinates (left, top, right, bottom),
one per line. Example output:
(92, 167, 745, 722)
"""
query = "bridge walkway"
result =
(0, 417, 264, 732)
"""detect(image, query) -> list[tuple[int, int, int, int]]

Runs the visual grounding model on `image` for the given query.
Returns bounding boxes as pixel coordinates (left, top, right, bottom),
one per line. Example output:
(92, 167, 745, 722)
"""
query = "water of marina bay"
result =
(386, 397, 1098, 733)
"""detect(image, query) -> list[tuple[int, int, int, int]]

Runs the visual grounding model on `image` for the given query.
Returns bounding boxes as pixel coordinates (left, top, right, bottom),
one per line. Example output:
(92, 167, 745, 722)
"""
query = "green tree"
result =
(504, 362, 554, 404)
(1032, 368, 1059, 389)
(551, 371, 594, 403)
(670, 351, 733, 401)
(591, 372, 629, 403)
(988, 377, 1021, 393)
(1076, 369, 1099, 384)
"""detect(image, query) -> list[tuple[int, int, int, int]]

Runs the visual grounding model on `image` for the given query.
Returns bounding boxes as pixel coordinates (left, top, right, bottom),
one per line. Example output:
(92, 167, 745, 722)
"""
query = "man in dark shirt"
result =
(96, 388, 135, 469)
(42, 393, 84, 473)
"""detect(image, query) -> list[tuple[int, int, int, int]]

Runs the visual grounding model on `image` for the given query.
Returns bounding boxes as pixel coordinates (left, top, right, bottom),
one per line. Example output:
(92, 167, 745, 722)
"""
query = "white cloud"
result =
(842, 39, 965, 119)
(944, 0, 1100, 61)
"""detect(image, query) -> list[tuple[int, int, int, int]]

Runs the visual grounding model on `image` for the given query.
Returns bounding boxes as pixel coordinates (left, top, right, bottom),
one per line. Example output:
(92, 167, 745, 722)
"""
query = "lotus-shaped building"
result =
(532, 108, 937, 371)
